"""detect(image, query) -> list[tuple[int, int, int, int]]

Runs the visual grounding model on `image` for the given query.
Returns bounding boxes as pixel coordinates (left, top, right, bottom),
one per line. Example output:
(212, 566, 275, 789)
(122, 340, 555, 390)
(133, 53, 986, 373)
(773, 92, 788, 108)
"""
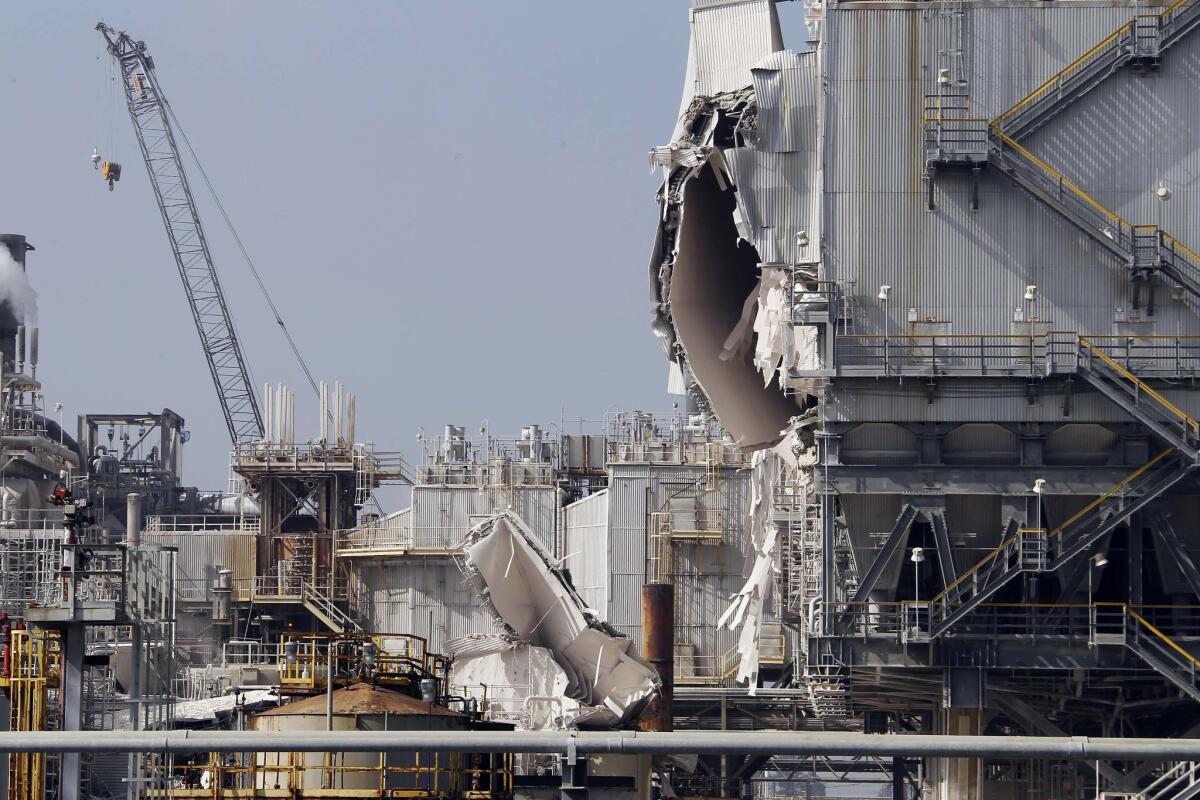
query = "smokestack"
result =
(0, 235, 33, 270)
(15, 325, 24, 372)
(29, 327, 37, 378)
(0, 236, 34, 374)
(640, 583, 674, 732)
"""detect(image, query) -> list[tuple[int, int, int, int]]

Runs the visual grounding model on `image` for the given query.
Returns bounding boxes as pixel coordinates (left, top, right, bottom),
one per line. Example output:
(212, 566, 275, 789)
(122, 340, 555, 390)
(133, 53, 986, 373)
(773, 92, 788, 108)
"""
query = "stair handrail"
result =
(993, 21, 1135, 131)
(1127, 606, 1200, 672)
(1048, 448, 1177, 545)
(1079, 337, 1200, 438)
(992, 130, 1131, 237)
(931, 527, 1035, 608)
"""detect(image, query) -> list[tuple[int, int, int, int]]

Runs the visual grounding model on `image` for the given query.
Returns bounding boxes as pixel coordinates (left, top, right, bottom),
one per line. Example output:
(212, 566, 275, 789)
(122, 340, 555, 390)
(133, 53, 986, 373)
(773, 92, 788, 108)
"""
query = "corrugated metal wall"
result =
(356, 560, 499, 653)
(606, 463, 754, 662)
(144, 531, 256, 602)
(410, 485, 556, 550)
(823, 6, 1200, 340)
(562, 490, 610, 614)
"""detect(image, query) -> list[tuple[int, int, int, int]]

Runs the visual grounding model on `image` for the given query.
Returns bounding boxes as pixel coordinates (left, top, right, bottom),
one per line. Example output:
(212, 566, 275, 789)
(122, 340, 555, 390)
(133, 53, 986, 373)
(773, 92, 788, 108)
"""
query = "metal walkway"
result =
(986, 1, 1200, 302)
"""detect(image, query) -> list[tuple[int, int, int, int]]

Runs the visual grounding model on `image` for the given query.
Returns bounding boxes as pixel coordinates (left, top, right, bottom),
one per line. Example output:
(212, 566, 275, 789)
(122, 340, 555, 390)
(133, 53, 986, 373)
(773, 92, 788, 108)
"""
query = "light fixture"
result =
(1173, 285, 1187, 301)
(1032, 478, 1047, 495)
(1024, 284, 1038, 302)
(937, 68, 951, 85)
(878, 285, 892, 302)
(1156, 182, 1172, 202)
(1092, 553, 1108, 568)
(1102, 226, 1116, 241)
(796, 229, 810, 249)
(910, 546, 925, 563)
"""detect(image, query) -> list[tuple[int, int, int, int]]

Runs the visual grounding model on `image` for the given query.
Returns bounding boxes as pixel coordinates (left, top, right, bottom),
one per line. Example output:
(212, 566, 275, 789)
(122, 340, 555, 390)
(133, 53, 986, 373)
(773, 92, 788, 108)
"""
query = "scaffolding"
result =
(2, 627, 62, 800)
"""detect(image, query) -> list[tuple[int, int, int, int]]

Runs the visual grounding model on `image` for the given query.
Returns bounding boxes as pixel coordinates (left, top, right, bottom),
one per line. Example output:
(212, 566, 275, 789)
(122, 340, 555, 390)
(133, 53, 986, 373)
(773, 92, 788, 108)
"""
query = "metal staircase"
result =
(302, 581, 362, 634)
(994, 3, 1200, 140)
(1099, 760, 1200, 800)
(928, 448, 1189, 638)
(928, 527, 1047, 637)
(1077, 337, 1200, 461)
(986, 1, 1200, 301)
(1123, 608, 1200, 705)
(803, 650, 852, 718)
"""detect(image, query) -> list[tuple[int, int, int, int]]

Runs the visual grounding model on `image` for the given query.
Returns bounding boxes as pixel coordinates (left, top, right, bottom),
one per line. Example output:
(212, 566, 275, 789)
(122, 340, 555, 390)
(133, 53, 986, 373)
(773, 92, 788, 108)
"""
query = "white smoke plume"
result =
(0, 243, 37, 324)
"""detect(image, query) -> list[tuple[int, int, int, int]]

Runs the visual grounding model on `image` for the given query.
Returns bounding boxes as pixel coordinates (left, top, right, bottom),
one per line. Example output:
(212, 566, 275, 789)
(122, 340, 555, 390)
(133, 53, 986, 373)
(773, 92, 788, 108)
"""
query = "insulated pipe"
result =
(4, 731, 1200, 760)
(0, 437, 80, 469)
(125, 492, 142, 547)
(641, 583, 674, 732)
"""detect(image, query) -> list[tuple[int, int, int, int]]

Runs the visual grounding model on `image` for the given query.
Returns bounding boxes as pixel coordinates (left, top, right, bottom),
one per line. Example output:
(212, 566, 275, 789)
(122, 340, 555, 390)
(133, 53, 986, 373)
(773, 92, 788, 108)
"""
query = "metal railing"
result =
(833, 332, 1200, 379)
(144, 750, 513, 799)
(144, 514, 260, 533)
(1078, 336, 1200, 456)
(831, 602, 1200, 643)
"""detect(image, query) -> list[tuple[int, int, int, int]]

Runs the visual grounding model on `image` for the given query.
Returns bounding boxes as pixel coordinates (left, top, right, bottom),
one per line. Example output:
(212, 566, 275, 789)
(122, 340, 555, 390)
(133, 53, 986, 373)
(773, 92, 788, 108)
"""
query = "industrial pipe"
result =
(641, 583, 674, 732)
(2, 730, 1200, 760)
(125, 492, 142, 548)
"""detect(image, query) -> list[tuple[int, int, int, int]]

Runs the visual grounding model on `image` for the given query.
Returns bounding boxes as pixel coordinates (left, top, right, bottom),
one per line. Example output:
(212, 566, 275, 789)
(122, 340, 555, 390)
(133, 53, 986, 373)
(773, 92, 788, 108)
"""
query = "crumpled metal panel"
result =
(751, 50, 818, 154)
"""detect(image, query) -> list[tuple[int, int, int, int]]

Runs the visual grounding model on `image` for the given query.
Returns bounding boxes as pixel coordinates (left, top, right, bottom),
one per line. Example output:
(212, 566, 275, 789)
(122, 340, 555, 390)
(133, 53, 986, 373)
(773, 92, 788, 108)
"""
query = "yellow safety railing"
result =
(993, 21, 1132, 128)
(4, 628, 61, 800)
(1048, 448, 1176, 540)
(931, 528, 1039, 605)
(1127, 607, 1200, 669)
(1079, 337, 1200, 436)
(991, 130, 1128, 232)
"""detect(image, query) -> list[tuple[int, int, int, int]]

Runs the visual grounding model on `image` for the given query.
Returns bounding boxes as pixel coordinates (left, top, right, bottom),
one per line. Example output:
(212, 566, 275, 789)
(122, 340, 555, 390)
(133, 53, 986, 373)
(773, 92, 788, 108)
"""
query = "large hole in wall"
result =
(671, 161, 797, 449)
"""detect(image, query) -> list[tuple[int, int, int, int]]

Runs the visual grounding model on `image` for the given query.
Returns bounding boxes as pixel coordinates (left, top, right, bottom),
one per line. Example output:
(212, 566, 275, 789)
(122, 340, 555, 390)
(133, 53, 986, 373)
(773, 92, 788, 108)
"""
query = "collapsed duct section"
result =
(649, 19, 825, 450)
(455, 511, 660, 728)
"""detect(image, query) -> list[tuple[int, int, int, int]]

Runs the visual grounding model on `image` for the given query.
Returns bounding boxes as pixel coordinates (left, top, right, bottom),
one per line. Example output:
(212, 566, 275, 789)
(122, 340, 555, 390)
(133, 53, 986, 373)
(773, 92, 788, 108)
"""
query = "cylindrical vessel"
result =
(125, 493, 142, 547)
(640, 583, 674, 732)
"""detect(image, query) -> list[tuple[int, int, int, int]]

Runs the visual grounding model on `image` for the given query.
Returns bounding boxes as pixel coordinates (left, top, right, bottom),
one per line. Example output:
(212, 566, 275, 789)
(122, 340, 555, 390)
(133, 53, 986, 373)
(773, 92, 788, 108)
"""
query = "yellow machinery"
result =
(1, 627, 62, 800)
(277, 632, 451, 696)
(101, 160, 122, 190)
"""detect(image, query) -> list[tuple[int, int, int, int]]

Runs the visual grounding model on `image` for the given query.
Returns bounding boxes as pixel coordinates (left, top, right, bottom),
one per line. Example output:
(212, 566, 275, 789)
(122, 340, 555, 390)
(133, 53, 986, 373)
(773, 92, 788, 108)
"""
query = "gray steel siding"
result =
(144, 531, 256, 602)
(411, 485, 556, 550)
(562, 490, 611, 614)
(821, 6, 1196, 340)
(357, 561, 498, 653)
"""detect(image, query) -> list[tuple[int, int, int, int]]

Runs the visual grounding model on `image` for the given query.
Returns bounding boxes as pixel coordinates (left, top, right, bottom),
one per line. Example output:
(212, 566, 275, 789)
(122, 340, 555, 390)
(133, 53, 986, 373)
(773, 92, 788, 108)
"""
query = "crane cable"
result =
(160, 98, 322, 401)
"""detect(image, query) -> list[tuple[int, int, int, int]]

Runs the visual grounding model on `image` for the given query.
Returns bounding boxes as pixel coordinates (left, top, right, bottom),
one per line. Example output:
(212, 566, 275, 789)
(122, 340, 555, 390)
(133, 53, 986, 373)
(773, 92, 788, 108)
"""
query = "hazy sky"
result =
(2, 2, 808, 489)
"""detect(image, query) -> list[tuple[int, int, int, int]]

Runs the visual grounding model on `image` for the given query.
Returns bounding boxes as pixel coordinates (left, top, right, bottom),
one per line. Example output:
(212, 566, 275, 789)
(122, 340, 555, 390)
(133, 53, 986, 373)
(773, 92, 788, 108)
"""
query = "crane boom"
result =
(97, 22, 264, 447)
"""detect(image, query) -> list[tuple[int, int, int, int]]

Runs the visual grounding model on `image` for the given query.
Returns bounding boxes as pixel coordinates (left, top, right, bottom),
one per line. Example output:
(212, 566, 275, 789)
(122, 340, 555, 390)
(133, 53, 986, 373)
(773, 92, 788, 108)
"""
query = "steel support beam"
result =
(1150, 511, 1200, 600)
(851, 504, 918, 603)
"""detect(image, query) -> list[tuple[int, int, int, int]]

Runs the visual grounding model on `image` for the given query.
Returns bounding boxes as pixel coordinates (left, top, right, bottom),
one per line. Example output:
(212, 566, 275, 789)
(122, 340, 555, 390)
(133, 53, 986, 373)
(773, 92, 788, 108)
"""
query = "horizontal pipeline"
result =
(0, 731, 1194, 760)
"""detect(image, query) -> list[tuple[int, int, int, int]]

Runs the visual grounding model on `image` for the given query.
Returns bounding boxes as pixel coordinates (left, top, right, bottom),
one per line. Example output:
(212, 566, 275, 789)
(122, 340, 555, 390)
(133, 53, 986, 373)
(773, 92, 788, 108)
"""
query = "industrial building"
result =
(5, 2, 1200, 799)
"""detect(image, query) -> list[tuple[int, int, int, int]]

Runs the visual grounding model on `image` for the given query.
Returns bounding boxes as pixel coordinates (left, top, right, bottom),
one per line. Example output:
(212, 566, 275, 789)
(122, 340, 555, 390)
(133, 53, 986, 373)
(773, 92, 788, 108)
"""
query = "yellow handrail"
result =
(1127, 607, 1200, 669)
(992, 130, 1128, 229)
(994, 22, 1131, 127)
(1049, 448, 1177, 538)
(1079, 336, 1200, 434)
(931, 528, 1039, 604)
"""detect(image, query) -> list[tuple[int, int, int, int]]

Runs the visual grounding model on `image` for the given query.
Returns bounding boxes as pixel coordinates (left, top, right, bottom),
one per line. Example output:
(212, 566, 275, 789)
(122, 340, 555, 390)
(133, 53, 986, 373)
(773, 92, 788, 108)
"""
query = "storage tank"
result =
(250, 683, 472, 792)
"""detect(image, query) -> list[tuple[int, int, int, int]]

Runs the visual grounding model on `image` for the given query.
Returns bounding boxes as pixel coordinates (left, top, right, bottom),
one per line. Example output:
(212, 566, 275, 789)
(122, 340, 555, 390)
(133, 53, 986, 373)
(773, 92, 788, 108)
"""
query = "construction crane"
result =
(97, 22, 264, 447)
